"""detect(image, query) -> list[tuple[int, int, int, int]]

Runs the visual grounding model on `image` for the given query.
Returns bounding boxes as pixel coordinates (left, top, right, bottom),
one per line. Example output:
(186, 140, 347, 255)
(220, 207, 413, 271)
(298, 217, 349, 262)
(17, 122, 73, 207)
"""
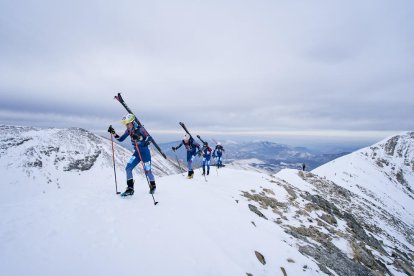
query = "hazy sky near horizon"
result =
(1, 0, 413, 142)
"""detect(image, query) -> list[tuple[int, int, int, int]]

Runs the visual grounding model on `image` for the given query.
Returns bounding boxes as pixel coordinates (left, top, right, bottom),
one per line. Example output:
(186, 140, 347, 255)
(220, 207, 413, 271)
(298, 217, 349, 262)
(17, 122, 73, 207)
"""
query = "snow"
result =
(0, 167, 321, 276)
(2, 126, 413, 276)
(313, 132, 414, 227)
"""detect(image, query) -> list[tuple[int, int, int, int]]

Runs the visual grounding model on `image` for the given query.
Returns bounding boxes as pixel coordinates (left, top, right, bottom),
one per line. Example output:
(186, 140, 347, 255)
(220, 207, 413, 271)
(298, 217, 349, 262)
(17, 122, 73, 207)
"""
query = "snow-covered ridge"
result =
(1, 126, 413, 275)
(314, 132, 414, 227)
(0, 125, 180, 196)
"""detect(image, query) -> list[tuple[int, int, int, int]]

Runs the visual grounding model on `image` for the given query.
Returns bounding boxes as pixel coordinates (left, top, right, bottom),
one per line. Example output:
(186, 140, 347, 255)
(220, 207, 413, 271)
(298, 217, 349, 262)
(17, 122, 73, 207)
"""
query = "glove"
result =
(144, 140, 151, 146)
(108, 125, 115, 134)
(172, 147, 176, 151)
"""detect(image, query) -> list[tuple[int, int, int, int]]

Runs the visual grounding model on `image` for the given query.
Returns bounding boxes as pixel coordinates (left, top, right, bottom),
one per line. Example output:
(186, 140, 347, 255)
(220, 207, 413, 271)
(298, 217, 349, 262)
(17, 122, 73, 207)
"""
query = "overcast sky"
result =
(0, 0, 413, 143)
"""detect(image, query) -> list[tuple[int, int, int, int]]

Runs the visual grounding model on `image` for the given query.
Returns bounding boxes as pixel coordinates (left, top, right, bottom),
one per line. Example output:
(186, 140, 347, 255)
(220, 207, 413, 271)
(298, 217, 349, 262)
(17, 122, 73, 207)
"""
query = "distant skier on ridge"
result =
(213, 142, 225, 168)
(108, 113, 156, 196)
(172, 134, 200, 179)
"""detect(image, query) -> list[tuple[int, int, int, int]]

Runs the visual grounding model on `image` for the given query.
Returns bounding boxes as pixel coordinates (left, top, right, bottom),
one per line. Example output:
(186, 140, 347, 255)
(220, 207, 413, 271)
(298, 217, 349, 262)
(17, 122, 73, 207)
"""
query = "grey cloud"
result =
(0, 0, 413, 138)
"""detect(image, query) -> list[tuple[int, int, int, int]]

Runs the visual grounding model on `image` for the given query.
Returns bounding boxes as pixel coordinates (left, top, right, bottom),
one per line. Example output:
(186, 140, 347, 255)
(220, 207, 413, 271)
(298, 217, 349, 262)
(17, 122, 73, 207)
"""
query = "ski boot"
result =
(149, 181, 156, 194)
(121, 179, 134, 197)
(187, 170, 194, 179)
(202, 168, 206, 176)
(207, 170, 210, 175)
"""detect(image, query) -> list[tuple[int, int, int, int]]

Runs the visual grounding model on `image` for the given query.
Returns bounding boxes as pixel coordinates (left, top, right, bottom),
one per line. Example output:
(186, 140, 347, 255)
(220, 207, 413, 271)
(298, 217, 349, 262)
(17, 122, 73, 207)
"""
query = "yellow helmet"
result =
(121, 113, 135, 125)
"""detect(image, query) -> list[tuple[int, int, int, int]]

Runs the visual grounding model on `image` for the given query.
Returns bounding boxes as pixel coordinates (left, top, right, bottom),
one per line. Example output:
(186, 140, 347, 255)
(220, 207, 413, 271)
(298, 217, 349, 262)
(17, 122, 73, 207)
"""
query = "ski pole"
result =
(174, 151, 184, 176)
(133, 140, 158, 205)
(216, 157, 219, 176)
(110, 131, 121, 194)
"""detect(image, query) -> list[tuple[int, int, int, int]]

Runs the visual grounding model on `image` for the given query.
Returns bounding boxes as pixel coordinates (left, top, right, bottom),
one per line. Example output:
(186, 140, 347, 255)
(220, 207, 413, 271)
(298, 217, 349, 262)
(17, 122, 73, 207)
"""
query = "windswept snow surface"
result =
(0, 168, 320, 276)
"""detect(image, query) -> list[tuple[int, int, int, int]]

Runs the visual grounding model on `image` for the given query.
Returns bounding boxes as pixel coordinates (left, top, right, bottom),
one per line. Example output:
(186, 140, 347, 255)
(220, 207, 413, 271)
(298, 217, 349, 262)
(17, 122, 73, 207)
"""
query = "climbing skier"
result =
(201, 142, 213, 175)
(107, 113, 156, 196)
(172, 134, 200, 179)
(213, 142, 225, 168)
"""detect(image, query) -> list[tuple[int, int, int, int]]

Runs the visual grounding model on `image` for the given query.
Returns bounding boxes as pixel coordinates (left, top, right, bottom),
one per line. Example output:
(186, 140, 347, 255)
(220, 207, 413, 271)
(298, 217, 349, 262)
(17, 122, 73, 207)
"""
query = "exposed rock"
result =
(299, 245, 372, 276)
(281, 267, 287, 276)
(26, 159, 43, 168)
(351, 241, 389, 274)
(301, 192, 341, 217)
(254, 251, 266, 265)
(40, 146, 59, 156)
(248, 204, 267, 220)
(384, 136, 399, 156)
(64, 150, 101, 171)
(287, 258, 295, 263)
(343, 213, 385, 253)
(288, 226, 332, 247)
(242, 190, 287, 212)
(0, 137, 32, 151)
(394, 259, 414, 276)
(283, 185, 297, 201)
(320, 213, 338, 226)
(262, 188, 275, 195)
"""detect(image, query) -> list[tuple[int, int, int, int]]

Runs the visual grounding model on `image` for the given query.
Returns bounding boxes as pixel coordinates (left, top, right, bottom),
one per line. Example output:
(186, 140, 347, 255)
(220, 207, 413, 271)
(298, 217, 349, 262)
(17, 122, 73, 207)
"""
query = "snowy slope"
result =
(1, 126, 413, 275)
(1, 168, 322, 276)
(313, 132, 414, 227)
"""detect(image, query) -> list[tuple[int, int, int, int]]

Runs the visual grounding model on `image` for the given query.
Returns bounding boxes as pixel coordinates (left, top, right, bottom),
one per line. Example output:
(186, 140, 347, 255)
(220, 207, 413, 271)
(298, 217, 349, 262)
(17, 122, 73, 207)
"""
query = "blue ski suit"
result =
(202, 146, 213, 172)
(117, 122, 155, 182)
(213, 145, 225, 167)
(175, 138, 200, 171)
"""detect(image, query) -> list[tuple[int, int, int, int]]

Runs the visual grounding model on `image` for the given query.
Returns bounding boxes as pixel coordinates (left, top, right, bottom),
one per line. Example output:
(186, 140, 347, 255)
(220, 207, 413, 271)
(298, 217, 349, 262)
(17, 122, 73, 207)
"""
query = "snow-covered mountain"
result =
(0, 125, 180, 198)
(314, 132, 414, 226)
(1, 126, 413, 275)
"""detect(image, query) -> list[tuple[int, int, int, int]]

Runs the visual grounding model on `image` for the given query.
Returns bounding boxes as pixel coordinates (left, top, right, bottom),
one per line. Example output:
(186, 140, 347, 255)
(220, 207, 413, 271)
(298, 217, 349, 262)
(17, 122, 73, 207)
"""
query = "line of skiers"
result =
(108, 114, 225, 196)
(172, 134, 225, 179)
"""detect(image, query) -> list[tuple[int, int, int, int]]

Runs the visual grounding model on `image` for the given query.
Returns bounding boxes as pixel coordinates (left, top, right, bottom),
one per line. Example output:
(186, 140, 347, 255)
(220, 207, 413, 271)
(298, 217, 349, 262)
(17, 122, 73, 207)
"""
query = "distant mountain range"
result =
(159, 140, 349, 173)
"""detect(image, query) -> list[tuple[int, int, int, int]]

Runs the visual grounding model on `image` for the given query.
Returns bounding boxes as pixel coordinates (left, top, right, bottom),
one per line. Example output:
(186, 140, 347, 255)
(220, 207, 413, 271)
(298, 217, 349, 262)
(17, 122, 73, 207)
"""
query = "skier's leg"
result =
(207, 159, 210, 175)
(187, 151, 193, 177)
(123, 154, 140, 195)
(143, 160, 156, 194)
(188, 154, 195, 177)
(202, 158, 206, 175)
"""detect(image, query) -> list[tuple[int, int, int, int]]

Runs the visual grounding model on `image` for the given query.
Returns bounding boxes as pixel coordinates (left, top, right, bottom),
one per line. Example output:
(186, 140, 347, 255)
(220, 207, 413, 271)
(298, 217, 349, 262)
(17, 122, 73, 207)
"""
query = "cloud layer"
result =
(0, 0, 413, 138)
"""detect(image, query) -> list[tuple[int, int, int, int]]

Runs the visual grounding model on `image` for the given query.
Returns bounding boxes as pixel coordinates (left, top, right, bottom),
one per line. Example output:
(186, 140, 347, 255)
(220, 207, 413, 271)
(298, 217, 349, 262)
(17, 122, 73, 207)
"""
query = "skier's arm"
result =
(117, 130, 129, 142)
(173, 141, 183, 151)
